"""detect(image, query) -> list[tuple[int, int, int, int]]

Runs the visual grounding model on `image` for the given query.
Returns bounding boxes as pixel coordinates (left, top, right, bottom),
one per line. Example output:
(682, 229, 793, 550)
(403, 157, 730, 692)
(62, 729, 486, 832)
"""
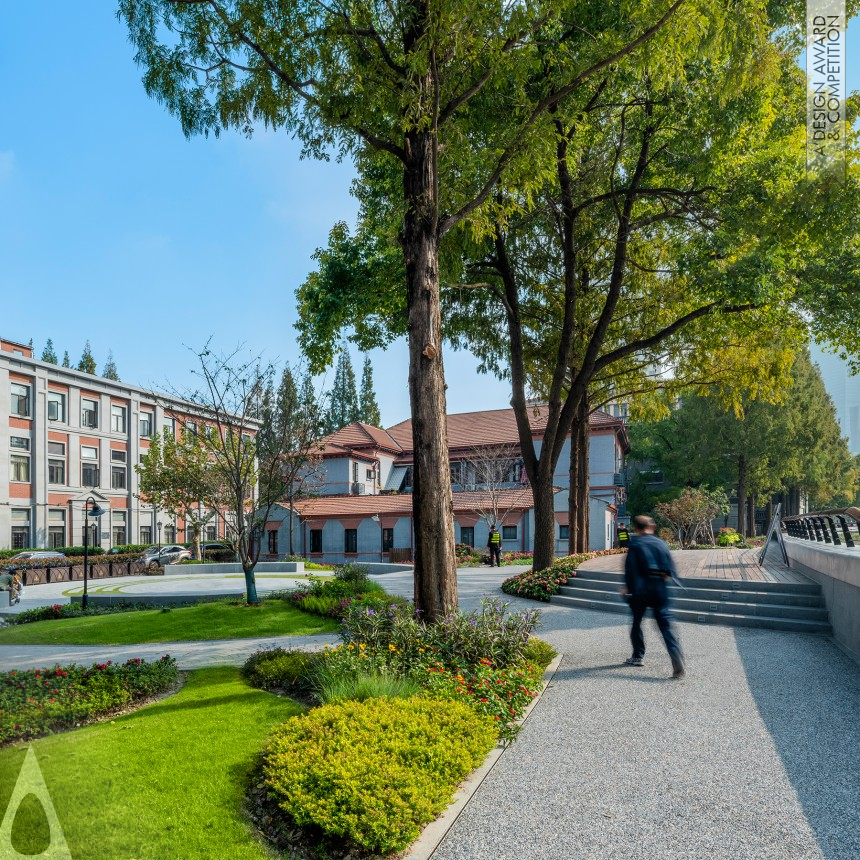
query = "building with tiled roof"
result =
(264, 406, 629, 564)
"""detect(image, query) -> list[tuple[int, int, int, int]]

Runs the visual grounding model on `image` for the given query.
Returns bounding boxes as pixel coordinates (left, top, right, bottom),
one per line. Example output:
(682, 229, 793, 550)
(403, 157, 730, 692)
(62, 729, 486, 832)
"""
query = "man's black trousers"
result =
(629, 578, 683, 669)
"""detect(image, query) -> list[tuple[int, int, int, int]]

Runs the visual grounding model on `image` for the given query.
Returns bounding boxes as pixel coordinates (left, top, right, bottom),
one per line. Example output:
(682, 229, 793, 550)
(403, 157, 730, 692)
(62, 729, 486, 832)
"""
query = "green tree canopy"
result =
(40, 339, 58, 364)
(77, 341, 97, 375)
(359, 357, 381, 427)
(326, 351, 359, 434)
(103, 350, 120, 381)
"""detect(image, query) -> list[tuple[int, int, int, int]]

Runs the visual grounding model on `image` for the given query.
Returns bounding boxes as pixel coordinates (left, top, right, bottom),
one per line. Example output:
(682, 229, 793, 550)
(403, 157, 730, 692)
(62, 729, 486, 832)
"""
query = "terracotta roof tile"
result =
(293, 486, 534, 519)
(386, 406, 627, 453)
(318, 422, 402, 456)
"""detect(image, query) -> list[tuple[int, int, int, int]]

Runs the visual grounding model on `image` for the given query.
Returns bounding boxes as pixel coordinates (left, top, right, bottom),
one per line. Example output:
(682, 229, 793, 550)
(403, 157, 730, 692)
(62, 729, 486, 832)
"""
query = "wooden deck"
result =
(577, 547, 810, 584)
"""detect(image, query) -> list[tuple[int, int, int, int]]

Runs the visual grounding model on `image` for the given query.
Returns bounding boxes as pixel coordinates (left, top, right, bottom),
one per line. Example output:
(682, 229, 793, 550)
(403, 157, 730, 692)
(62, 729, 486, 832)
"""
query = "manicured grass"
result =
(0, 600, 339, 646)
(0, 667, 301, 860)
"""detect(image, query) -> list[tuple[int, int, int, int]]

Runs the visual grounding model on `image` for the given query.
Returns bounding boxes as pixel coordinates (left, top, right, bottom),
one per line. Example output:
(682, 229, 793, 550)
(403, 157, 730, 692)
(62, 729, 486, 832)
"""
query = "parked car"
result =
(200, 542, 231, 555)
(10, 551, 66, 560)
(141, 545, 192, 570)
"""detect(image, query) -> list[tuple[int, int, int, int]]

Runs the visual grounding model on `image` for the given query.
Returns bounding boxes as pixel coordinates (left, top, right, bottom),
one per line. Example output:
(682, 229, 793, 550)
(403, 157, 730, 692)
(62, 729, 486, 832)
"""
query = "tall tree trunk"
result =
(243, 565, 259, 604)
(403, 123, 457, 622)
(747, 494, 756, 538)
(737, 455, 747, 537)
(532, 462, 557, 572)
(568, 397, 590, 554)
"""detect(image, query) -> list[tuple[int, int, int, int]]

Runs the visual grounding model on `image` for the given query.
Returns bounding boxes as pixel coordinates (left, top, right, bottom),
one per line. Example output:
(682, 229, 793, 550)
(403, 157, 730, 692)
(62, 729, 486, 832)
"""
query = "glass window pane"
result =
(10, 437, 29, 450)
(10, 455, 30, 482)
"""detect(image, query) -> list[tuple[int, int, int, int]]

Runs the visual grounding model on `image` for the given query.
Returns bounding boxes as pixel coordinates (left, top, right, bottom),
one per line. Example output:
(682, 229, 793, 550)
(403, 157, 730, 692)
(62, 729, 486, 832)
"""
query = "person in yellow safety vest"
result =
(487, 526, 502, 567)
(617, 523, 630, 548)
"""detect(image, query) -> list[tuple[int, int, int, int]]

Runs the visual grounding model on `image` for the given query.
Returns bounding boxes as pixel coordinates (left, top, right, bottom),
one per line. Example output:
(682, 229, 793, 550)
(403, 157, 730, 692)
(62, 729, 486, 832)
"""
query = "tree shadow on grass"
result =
(734, 627, 860, 860)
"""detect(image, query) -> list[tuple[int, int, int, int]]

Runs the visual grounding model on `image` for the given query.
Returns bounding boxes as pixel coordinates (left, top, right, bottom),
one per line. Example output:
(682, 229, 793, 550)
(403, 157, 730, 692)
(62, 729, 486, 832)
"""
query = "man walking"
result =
(621, 515, 685, 679)
(487, 525, 502, 567)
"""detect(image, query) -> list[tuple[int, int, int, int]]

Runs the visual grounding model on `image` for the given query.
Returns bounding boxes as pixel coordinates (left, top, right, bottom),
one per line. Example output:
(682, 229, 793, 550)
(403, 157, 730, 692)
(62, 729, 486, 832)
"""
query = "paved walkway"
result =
(432, 601, 860, 860)
(579, 546, 808, 583)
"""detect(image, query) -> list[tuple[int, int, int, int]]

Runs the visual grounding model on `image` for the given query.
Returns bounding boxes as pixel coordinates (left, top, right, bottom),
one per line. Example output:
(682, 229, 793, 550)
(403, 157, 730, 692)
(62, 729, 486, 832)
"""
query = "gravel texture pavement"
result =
(433, 602, 860, 860)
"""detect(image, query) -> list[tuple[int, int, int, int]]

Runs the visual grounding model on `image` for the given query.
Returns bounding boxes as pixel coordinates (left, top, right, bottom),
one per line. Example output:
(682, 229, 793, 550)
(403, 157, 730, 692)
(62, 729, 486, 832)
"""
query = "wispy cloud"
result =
(0, 150, 15, 183)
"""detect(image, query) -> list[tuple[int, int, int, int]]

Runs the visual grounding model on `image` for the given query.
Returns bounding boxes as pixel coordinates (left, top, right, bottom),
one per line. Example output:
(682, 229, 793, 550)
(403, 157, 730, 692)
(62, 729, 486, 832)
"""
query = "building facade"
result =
(0, 336, 224, 551)
(266, 407, 629, 564)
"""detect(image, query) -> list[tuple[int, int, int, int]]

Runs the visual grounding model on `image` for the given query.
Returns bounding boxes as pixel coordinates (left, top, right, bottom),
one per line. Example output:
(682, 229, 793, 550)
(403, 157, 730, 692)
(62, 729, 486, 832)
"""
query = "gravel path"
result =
(433, 603, 860, 860)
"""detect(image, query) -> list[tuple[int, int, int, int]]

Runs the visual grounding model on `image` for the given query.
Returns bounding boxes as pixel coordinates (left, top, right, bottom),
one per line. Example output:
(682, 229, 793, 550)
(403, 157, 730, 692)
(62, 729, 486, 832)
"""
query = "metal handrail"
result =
(782, 507, 860, 548)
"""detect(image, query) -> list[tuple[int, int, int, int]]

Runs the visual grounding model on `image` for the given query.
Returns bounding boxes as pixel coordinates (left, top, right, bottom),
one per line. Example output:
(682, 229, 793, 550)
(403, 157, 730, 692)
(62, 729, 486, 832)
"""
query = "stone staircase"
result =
(552, 569, 832, 634)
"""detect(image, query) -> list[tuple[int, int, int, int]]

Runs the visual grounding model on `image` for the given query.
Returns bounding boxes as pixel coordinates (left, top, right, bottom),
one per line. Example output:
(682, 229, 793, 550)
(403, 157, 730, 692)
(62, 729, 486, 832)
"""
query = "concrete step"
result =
(568, 569, 821, 595)
(556, 585, 829, 622)
(561, 578, 826, 608)
(551, 593, 833, 635)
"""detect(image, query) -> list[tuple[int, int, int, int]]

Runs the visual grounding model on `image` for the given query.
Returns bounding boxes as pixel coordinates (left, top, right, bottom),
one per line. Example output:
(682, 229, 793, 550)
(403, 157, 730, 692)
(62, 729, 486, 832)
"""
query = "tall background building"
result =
(810, 343, 860, 456)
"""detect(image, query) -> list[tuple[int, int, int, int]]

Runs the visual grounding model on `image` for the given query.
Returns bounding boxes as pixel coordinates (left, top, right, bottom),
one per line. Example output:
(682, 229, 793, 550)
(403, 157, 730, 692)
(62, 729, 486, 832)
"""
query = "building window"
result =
(310, 529, 322, 553)
(559, 525, 569, 541)
(82, 463, 99, 488)
(10, 436, 29, 451)
(111, 450, 127, 463)
(81, 445, 98, 460)
(11, 508, 31, 550)
(206, 525, 217, 541)
(47, 391, 66, 422)
(344, 528, 357, 554)
(185, 421, 197, 436)
(502, 525, 517, 540)
(352, 462, 359, 483)
(382, 527, 394, 552)
(140, 412, 153, 438)
(111, 511, 127, 546)
(48, 509, 66, 549)
(460, 526, 474, 547)
(111, 466, 127, 489)
(267, 529, 279, 554)
(48, 441, 65, 456)
(10, 383, 30, 417)
(164, 525, 177, 544)
(48, 459, 66, 485)
(111, 405, 127, 433)
(366, 468, 374, 481)
(163, 417, 176, 436)
(10, 454, 30, 482)
(82, 398, 99, 428)
(450, 462, 461, 485)
(140, 526, 153, 544)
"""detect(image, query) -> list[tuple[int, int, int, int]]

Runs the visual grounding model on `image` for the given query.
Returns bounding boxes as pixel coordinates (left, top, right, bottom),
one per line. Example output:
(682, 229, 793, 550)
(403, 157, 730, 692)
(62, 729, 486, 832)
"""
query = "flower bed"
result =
(0, 655, 178, 745)
(262, 697, 497, 855)
(501, 549, 627, 601)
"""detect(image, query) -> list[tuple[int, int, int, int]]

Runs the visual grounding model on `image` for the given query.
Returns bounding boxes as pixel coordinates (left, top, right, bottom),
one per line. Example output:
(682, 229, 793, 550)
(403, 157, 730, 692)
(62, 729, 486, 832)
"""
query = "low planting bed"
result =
(502, 549, 627, 601)
(0, 655, 178, 745)
(244, 598, 558, 858)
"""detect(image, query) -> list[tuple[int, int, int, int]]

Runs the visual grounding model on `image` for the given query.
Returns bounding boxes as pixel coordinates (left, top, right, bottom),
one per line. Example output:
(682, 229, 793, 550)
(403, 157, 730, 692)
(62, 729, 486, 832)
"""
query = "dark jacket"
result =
(624, 533, 681, 597)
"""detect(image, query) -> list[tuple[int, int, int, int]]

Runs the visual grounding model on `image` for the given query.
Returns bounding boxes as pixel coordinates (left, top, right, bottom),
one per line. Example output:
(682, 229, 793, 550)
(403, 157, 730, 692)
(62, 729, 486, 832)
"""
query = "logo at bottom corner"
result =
(0, 746, 72, 859)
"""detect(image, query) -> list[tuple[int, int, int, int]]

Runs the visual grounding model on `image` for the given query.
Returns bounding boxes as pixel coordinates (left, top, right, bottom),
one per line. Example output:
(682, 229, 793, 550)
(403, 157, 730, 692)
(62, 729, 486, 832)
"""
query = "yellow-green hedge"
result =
(262, 696, 497, 854)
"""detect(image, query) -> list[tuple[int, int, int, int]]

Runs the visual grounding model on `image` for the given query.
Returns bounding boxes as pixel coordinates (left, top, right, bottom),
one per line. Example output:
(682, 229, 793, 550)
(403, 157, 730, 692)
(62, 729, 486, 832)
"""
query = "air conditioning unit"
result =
(613, 473, 625, 486)
(351, 482, 367, 495)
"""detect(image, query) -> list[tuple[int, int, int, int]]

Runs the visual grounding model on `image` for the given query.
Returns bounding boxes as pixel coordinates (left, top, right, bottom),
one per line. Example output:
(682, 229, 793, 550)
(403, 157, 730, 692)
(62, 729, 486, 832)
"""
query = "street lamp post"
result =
(371, 513, 383, 562)
(157, 521, 162, 554)
(82, 497, 107, 611)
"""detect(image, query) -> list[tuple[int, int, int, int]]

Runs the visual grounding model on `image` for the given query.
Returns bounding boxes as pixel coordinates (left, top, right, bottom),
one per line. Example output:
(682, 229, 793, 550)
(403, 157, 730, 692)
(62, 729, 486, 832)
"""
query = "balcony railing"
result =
(783, 507, 860, 547)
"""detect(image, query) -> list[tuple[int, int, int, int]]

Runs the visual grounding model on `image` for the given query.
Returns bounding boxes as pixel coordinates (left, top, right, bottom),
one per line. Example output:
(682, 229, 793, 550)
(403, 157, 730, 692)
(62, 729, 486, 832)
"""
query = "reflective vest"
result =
(489, 531, 501, 545)
(618, 526, 630, 546)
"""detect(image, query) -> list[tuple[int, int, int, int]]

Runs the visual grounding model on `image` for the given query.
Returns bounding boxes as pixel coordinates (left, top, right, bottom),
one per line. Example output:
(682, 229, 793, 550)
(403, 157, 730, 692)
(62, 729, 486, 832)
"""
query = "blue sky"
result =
(0, 5, 857, 427)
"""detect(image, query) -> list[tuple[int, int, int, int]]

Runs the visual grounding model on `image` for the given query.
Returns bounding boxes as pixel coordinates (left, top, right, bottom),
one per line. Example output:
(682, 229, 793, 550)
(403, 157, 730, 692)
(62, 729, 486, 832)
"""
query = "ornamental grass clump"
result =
(262, 697, 496, 854)
(0, 655, 178, 745)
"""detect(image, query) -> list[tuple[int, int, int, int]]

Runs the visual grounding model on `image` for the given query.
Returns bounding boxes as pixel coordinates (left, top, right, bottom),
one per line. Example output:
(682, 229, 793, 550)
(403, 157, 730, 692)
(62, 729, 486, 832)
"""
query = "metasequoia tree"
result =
(118, 0, 720, 620)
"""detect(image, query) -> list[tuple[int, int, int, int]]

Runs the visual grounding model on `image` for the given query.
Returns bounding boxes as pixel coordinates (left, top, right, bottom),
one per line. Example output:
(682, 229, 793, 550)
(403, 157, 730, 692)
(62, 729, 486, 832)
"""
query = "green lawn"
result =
(0, 667, 301, 859)
(0, 600, 338, 646)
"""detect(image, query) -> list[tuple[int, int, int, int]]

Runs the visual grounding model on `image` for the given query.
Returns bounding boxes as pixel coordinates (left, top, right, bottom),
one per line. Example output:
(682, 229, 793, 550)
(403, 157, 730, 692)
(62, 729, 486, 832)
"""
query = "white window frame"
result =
(47, 391, 66, 422)
(10, 383, 30, 417)
(111, 404, 127, 434)
(81, 398, 99, 429)
(111, 465, 127, 490)
(81, 462, 100, 488)
(111, 450, 127, 463)
(10, 453, 30, 482)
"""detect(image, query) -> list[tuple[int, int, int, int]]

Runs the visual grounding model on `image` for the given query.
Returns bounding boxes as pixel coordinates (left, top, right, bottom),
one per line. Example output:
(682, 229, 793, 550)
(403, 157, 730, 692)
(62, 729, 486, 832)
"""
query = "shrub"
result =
(501, 550, 534, 565)
(262, 697, 496, 854)
(717, 527, 742, 547)
(420, 658, 543, 742)
(340, 597, 539, 669)
(332, 562, 370, 586)
(314, 668, 421, 704)
(522, 637, 558, 670)
(502, 550, 627, 601)
(243, 648, 317, 691)
(0, 546, 106, 560)
(0, 656, 178, 745)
